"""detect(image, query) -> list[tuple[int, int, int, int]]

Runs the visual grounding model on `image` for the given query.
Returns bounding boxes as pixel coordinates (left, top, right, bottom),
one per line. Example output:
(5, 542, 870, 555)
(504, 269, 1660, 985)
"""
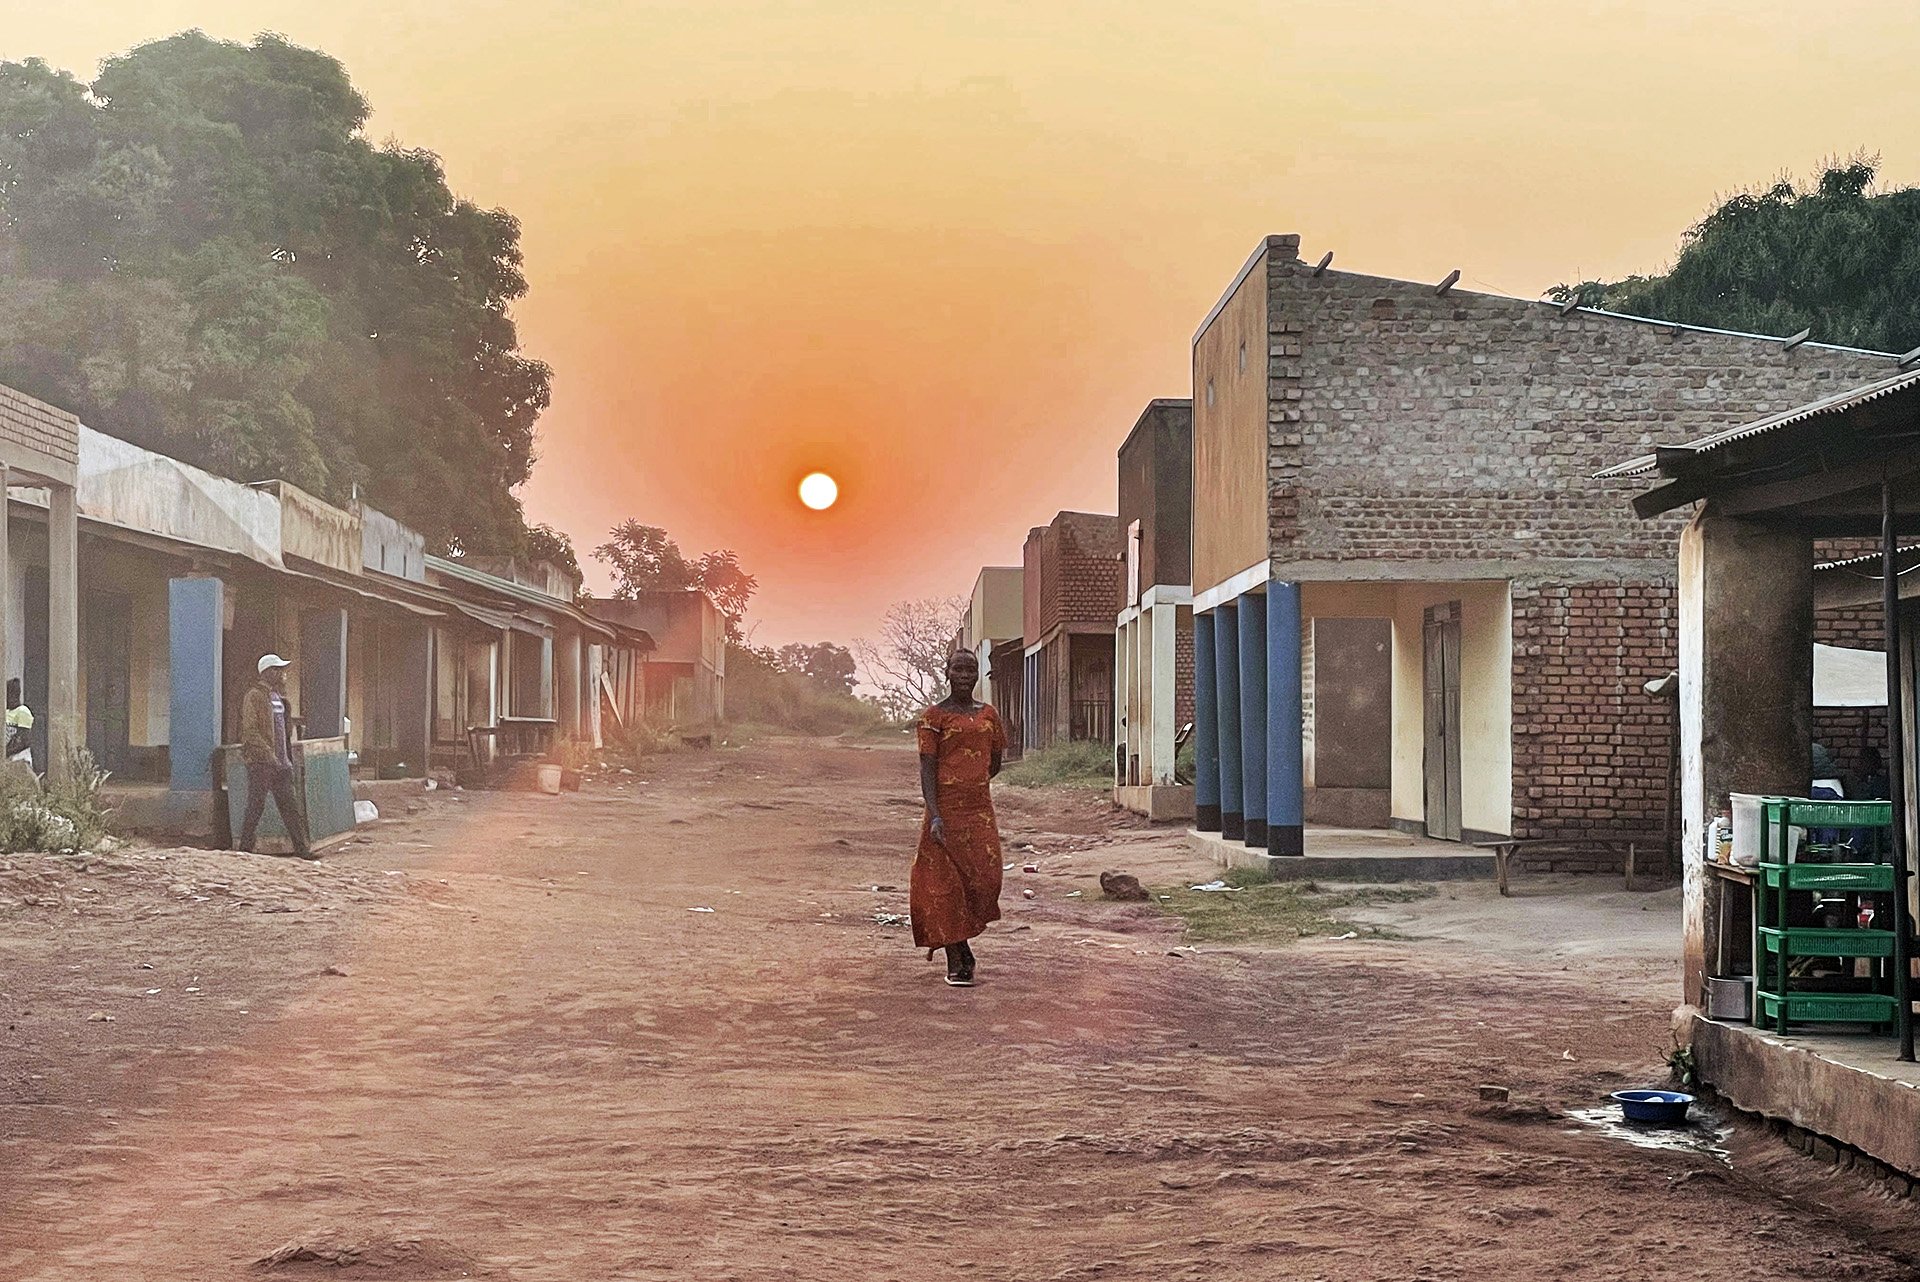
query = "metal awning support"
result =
(1883, 474, 1915, 1061)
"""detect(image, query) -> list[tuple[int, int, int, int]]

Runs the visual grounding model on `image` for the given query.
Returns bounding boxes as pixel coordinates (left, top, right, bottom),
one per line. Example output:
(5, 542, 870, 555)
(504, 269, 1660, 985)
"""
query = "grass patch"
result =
(1156, 867, 1435, 945)
(998, 740, 1112, 789)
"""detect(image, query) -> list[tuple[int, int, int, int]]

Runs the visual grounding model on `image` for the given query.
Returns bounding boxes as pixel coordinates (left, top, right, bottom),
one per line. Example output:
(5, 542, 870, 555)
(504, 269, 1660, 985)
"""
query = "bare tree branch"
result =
(853, 596, 965, 720)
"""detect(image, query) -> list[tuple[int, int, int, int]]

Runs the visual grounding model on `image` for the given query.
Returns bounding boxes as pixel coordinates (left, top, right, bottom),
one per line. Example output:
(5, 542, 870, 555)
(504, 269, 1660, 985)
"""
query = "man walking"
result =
(239, 654, 314, 859)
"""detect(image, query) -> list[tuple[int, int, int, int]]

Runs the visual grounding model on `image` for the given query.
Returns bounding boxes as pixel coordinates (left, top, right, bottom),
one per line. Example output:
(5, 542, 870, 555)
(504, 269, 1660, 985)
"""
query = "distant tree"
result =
(1549, 158, 1920, 352)
(592, 520, 758, 639)
(775, 642, 858, 696)
(853, 596, 965, 720)
(595, 522, 693, 597)
(524, 524, 581, 582)
(726, 643, 883, 735)
(690, 548, 756, 627)
(0, 34, 551, 555)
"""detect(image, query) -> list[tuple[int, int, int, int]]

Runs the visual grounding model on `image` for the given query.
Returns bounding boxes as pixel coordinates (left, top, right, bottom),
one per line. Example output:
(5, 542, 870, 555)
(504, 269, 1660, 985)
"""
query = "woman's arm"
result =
(920, 753, 945, 845)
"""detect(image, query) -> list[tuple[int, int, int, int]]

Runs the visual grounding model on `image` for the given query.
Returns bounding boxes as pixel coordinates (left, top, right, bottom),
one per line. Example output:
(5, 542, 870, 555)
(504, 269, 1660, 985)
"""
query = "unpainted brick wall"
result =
(1022, 512, 1123, 644)
(1511, 581, 1677, 867)
(1814, 604, 1889, 782)
(1022, 512, 1123, 751)
(0, 383, 81, 468)
(1263, 245, 1890, 565)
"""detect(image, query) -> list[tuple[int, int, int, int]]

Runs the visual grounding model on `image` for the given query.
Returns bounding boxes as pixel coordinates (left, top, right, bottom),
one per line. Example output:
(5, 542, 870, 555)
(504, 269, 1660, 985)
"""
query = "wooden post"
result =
(1881, 476, 1915, 1061)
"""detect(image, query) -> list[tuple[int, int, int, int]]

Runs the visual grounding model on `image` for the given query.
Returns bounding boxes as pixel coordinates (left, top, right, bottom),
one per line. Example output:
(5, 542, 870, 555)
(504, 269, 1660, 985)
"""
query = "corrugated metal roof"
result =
(1596, 366, 1920, 480)
(427, 554, 616, 638)
(1815, 544, 1920, 573)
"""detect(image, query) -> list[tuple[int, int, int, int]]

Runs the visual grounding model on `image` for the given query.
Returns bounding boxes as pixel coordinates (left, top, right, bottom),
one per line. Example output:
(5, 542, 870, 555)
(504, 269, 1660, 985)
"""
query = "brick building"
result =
(1113, 399, 1197, 818)
(1021, 511, 1122, 754)
(1189, 233, 1901, 860)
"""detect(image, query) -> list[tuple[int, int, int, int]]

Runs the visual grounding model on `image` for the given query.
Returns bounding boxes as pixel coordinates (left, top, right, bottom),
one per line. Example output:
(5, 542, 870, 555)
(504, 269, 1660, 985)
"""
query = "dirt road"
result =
(2, 738, 1915, 1280)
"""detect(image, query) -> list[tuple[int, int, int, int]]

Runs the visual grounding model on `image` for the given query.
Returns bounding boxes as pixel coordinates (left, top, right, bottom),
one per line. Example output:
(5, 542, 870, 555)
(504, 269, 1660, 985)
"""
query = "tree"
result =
(524, 524, 583, 600)
(774, 642, 858, 696)
(592, 521, 758, 638)
(0, 34, 552, 554)
(853, 597, 965, 720)
(1549, 158, 1920, 352)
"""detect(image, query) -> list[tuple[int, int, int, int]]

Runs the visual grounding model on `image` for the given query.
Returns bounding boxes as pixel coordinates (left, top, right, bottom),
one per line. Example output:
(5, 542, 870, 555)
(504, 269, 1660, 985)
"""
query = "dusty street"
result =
(1, 737, 1915, 1281)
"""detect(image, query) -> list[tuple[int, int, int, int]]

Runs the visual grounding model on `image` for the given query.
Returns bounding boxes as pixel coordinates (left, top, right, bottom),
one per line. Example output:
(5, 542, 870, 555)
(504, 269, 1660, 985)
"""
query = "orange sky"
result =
(10, 1, 1920, 645)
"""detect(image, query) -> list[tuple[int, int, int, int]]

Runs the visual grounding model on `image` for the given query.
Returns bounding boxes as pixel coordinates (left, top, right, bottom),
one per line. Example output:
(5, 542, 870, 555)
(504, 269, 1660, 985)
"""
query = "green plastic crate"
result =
(1762, 798, 1894, 830)
(1757, 926, 1897, 959)
(1754, 989, 1899, 1026)
(1757, 862, 1896, 892)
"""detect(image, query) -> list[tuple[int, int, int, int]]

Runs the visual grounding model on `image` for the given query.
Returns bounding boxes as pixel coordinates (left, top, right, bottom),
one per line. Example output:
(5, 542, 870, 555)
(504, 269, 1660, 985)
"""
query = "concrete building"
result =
(0, 396, 648, 839)
(1113, 399, 1196, 819)
(587, 592, 727, 726)
(427, 554, 647, 761)
(1021, 511, 1121, 754)
(0, 383, 81, 783)
(1605, 366, 1920, 1181)
(1189, 233, 1890, 861)
(960, 566, 1023, 739)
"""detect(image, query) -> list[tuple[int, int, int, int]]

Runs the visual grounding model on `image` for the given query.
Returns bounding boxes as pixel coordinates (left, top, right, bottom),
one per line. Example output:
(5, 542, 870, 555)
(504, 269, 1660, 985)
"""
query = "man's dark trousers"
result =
(239, 761, 311, 855)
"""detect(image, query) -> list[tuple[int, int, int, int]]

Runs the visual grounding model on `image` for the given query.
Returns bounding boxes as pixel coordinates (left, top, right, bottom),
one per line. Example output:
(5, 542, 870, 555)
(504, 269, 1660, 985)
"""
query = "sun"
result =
(798, 472, 838, 511)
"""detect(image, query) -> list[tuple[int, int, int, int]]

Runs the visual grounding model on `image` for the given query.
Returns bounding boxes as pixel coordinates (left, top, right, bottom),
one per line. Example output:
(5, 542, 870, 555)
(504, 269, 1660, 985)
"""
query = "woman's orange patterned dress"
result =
(911, 703, 1007, 950)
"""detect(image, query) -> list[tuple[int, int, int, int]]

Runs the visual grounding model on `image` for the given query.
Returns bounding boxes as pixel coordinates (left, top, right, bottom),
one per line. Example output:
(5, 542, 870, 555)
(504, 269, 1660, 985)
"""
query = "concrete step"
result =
(1186, 828, 1496, 882)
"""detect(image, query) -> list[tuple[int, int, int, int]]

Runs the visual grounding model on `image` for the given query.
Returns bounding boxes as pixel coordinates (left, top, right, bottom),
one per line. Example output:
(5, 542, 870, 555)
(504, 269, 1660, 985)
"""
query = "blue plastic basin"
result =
(1612, 1089, 1694, 1125)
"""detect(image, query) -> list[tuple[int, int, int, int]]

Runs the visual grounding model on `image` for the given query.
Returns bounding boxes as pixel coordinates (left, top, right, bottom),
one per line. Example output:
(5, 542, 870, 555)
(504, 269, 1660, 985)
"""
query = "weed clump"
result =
(998, 741, 1112, 789)
(0, 749, 112, 855)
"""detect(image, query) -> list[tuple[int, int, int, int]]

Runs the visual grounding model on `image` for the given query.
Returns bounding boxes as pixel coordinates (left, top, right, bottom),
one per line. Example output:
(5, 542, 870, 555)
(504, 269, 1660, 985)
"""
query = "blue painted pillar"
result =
(168, 577, 225, 791)
(1214, 600, 1244, 841)
(1193, 611, 1220, 831)
(1239, 593, 1269, 850)
(1267, 582, 1306, 856)
(300, 607, 347, 739)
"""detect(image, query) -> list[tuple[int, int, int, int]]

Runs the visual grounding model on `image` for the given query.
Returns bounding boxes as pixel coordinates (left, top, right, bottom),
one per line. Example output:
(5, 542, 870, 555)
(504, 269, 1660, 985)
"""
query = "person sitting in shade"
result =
(239, 654, 314, 859)
(5, 678, 33, 771)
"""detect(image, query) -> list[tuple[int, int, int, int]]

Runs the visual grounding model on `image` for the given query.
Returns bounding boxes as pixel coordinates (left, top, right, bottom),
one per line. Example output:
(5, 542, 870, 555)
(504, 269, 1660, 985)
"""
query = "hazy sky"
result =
(8, 1, 1920, 644)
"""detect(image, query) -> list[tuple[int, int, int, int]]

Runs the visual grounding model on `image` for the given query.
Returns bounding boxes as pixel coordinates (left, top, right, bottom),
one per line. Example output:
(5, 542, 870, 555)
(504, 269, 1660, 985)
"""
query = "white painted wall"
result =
(12, 427, 284, 569)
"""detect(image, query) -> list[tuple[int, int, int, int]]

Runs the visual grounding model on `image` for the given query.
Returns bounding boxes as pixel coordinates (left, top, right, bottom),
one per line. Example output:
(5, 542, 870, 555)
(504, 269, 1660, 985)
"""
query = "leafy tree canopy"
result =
(772, 642, 858, 696)
(1550, 158, 1920, 353)
(592, 520, 758, 637)
(0, 32, 552, 553)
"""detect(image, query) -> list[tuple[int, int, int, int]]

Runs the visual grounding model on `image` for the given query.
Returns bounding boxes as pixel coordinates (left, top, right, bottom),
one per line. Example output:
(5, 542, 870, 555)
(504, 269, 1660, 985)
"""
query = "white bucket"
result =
(537, 764, 563, 795)
(1730, 793, 1805, 865)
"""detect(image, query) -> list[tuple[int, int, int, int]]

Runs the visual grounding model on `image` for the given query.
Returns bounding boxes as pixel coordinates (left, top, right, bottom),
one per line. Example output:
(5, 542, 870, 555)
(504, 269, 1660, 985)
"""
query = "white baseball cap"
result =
(258, 654, 292, 674)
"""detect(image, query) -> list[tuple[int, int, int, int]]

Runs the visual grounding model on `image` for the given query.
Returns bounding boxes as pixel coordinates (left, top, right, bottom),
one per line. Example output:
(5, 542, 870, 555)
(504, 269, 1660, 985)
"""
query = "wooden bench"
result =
(1473, 831, 1670, 896)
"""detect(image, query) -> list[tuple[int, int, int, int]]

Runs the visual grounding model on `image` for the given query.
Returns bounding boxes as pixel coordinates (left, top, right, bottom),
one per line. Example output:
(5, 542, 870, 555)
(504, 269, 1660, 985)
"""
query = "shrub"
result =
(0, 748, 112, 855)
(610, 717, 674, 756)
(999, 740, 1113, 789)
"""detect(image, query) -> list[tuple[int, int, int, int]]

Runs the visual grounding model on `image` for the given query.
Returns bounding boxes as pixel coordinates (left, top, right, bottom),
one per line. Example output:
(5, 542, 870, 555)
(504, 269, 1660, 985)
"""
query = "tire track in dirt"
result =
(0, 737, 1914, 1280)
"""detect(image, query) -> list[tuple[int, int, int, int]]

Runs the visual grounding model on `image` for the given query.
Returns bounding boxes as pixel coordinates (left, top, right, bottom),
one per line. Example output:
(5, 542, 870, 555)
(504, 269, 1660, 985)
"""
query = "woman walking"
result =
(913, 650, 1007, 986)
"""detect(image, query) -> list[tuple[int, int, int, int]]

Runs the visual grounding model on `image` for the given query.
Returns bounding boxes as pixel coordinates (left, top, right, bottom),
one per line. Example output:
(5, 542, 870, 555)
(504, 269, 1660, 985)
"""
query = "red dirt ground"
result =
(1, 736, 1914, 1280)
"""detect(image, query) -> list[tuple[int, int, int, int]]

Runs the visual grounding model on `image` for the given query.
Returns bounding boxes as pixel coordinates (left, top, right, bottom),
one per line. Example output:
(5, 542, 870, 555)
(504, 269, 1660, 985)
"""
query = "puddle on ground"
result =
(1565, 1105, 1733, 1164)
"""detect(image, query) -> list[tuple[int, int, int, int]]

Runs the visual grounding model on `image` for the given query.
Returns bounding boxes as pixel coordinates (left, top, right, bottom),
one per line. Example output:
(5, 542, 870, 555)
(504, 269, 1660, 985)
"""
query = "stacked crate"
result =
(1752, 798, 1899, 1032)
